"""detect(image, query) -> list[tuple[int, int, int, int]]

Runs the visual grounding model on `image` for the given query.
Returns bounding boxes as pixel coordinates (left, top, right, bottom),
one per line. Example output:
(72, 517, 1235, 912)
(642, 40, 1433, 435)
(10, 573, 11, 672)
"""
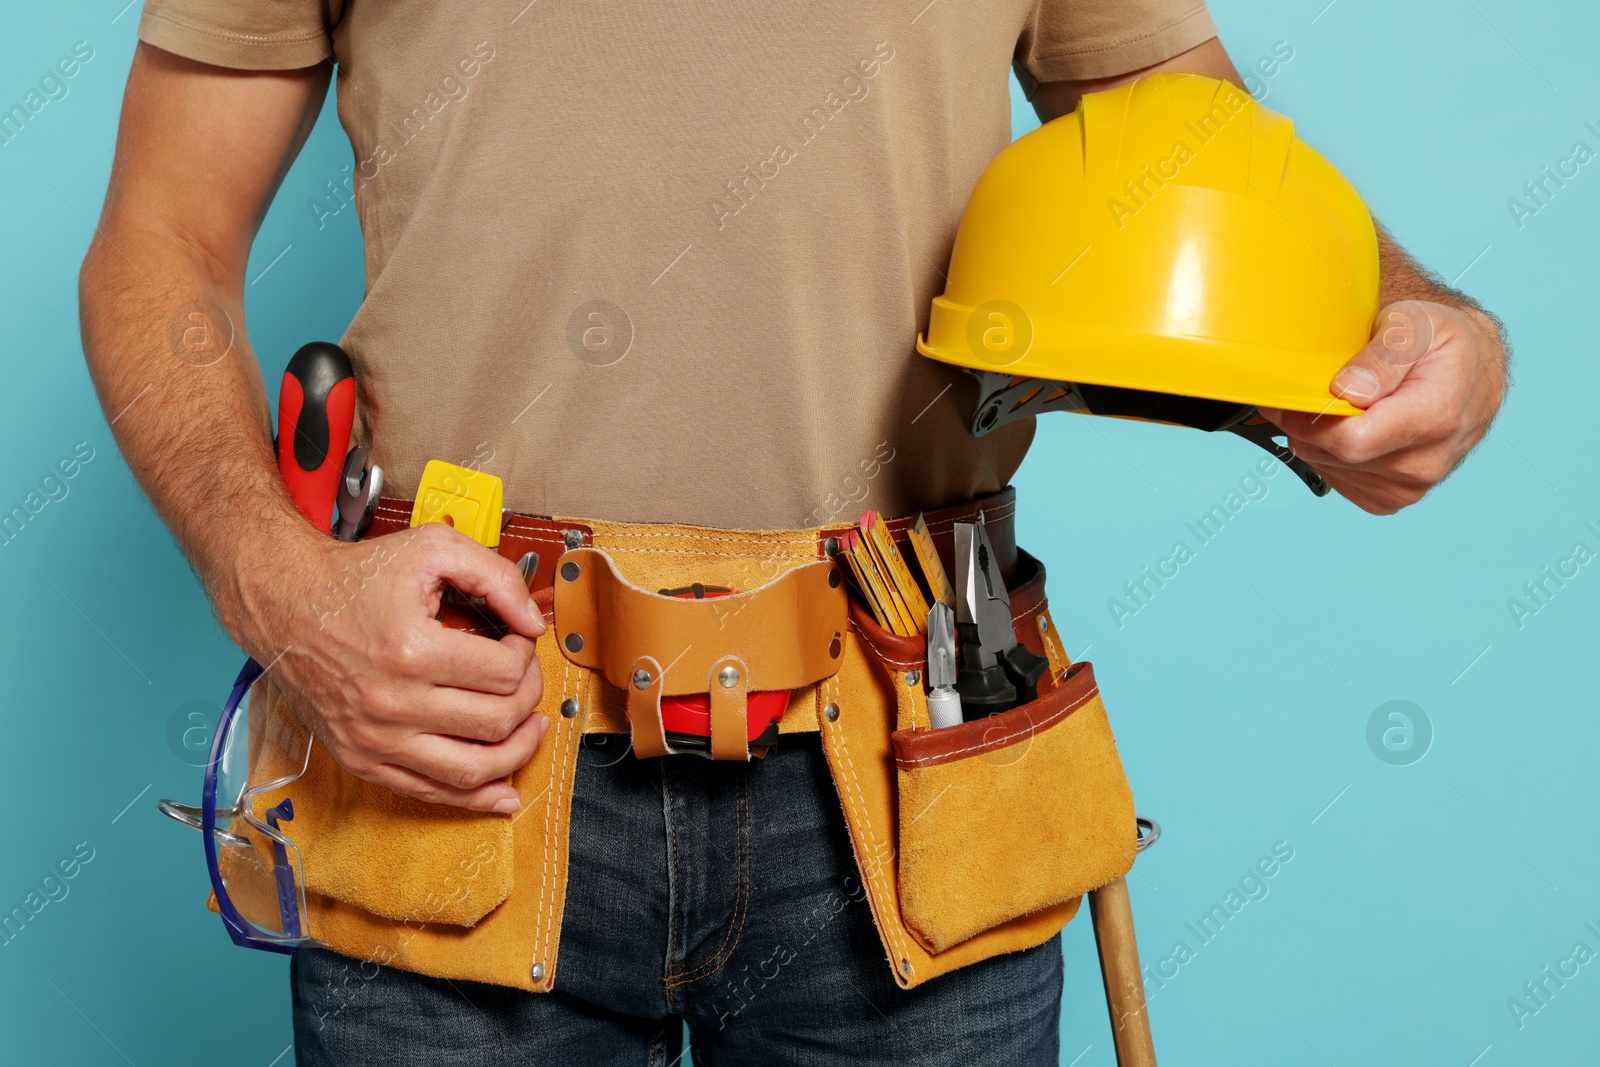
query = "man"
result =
(82, 1, 1505, 1063)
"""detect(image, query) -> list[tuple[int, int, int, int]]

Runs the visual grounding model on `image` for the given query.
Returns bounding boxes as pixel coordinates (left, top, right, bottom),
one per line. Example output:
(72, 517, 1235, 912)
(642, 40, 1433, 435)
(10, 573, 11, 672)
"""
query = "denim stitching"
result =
(664, 767, 751, 988)
(661, 761, 685, 1010)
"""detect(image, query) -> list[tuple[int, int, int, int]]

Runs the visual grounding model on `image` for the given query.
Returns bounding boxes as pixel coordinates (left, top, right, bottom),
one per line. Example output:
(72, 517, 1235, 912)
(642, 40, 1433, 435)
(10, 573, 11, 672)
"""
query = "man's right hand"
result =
(79, 46, 549, 814)
(254, 523, 549, 813)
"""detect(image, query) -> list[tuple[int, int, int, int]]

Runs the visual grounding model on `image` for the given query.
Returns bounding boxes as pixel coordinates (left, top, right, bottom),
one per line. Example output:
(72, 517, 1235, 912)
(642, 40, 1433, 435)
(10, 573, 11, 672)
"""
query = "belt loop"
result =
(625, 655, 670, 759)
(707, 654, 750, 761)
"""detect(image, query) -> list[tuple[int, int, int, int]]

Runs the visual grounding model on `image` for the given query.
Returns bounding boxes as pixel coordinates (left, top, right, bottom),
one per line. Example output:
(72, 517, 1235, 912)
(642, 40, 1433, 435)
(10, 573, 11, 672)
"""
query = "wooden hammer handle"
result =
(1089, 876, 1158, 1067)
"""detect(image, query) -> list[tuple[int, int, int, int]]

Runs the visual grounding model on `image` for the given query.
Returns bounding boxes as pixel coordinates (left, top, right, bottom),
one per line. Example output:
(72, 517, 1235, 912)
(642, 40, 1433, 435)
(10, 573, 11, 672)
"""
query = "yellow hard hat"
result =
(917, 73, 1380, 494)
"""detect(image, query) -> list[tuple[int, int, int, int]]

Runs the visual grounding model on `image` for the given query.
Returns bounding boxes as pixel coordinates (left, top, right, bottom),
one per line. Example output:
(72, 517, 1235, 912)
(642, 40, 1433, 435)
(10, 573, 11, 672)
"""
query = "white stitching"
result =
(592, 529, 814, 547)
(1012, 592, 1045, 624)
(851, 623, 923, 671)
(532, 657, 575, 981)
(547, 669, 578, 971)
(530, 656, 563, 975)
(374, 498, 1013, 540)
(823, 671, 911, 971)
(896, 684, 1099, 767)
(598, 545, 817, 559)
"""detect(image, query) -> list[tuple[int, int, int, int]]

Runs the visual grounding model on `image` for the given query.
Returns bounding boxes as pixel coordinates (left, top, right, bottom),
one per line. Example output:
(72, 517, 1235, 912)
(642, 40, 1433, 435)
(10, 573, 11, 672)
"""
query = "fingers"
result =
(363, 762, 524, 813)
(419, 628, 538, 695)
(359, 636, 545, 803)
(412, 523, 546, 640)
(1254, 299, 1493, 515)
(1264, 373, 1454, 471)
(406, 709, 551, 791)
(362, 711, 550, 812)
(1313, 466, 1418, 516)
(1329, 300, 1437, 409)
(304, 524, 559, 811)
(422, 640, 545, 742)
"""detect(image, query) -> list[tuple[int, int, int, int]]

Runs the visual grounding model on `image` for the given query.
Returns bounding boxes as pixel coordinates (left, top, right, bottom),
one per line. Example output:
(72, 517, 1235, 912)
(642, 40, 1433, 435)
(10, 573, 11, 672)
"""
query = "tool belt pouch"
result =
(858, 551, 1138, 954)
(241, 674, 517, 930)
(229, 571, 549, 932)
(554, 547, 848, 759)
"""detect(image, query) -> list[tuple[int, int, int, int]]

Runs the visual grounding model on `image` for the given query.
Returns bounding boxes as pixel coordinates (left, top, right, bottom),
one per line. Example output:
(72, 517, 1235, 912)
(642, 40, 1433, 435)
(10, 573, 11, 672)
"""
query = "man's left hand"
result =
(1260, 300, 1507, 515)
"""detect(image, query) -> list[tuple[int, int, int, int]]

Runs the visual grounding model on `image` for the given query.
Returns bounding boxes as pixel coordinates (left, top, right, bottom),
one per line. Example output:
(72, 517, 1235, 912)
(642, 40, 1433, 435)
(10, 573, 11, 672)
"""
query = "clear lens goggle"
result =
(159, 659, 320, 954)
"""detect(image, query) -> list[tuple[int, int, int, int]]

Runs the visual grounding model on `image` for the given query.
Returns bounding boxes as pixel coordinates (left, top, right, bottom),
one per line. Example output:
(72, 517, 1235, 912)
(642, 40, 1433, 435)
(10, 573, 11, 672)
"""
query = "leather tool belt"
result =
(259, 485, 1135, 997)
(362, 487, 1024, 757)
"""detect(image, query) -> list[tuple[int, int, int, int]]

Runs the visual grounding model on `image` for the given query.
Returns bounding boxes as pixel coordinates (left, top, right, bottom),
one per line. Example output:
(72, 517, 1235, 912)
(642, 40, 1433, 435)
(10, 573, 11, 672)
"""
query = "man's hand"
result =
(1261, 299, 1508, 516)
(80, 45, 553, 811)
(251, 523, 549, 812)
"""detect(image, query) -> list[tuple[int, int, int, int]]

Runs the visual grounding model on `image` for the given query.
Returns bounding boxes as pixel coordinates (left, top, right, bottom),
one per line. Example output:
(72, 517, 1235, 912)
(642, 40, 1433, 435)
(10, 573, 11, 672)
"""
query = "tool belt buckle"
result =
(553, 548, 848, 760)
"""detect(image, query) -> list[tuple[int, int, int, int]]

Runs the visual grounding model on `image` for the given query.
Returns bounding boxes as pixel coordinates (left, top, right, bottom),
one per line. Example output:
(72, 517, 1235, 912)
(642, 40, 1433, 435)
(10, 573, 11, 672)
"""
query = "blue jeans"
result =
(291, 733, 1063, 1065)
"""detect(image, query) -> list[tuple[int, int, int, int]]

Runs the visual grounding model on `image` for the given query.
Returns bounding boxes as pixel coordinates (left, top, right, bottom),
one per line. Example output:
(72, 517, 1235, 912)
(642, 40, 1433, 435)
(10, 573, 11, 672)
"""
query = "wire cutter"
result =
(953, 516, 1048, 717)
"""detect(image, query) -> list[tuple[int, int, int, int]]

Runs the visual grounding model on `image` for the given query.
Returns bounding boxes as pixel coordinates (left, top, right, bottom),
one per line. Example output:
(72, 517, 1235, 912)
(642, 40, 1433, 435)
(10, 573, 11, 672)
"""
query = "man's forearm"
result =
(80, 232, 325, 654)
(1377, 226, 1505, 331)
(82, 45, 337, 656)
(1372, 224, 1510, 402)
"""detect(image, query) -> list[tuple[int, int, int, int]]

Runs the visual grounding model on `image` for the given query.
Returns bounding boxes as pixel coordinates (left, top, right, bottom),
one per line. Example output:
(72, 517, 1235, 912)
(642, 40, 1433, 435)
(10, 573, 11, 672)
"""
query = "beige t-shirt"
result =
(139, 0, 1215, 529)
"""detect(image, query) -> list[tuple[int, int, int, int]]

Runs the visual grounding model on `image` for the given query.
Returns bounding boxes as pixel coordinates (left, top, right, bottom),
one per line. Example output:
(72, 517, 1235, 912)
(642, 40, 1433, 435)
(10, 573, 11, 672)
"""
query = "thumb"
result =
(429, 528, 546, 640)
(1327, 300, 1438, 410)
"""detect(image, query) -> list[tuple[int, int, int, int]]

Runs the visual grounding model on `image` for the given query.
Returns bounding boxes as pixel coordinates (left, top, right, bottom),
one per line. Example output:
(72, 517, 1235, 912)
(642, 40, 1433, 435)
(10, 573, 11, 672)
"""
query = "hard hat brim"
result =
(917, 298, 1365, 418)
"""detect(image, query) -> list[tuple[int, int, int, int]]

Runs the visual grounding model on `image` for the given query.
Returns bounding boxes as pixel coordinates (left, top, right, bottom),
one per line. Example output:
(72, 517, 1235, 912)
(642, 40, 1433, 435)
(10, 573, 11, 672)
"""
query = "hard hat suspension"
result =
(968, 369, 1329, 496)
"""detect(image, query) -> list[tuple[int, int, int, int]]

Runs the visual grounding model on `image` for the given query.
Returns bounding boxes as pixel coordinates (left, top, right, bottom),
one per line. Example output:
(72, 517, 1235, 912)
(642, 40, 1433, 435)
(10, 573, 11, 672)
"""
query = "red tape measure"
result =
(658, 584, 790, 749)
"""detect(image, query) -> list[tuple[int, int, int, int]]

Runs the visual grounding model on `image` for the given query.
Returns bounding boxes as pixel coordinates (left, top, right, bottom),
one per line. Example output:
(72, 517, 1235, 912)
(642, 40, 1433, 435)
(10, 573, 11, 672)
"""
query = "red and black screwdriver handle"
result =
(276, 342, 357, 534)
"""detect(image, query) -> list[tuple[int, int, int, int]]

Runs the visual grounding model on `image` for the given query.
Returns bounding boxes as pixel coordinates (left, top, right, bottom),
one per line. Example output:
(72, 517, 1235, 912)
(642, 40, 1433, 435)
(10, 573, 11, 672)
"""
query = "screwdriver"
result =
(277, 342, 357, 536)
(926, 601, 963, 728)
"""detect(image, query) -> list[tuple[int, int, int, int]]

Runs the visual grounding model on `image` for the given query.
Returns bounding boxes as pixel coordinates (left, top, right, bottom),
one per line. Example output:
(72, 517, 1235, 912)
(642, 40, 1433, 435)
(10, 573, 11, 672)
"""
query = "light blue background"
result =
(2, 2, 1595, 1064)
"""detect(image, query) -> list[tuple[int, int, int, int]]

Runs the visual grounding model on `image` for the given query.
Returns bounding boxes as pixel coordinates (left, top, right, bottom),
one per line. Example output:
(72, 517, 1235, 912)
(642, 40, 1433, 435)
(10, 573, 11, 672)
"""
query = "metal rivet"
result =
(905, 670, 921, 686)
(564, 632, 585, 654)
(563, 529, 583, 550)
(823, 702, 839, 722)
(718, 666, 740, 688)
(829, 636, 842, 659)
(899, 959, 912, 975)
(823, 535, 840, 556)
(1038, 615, 1050, 633)
(828, 567, 841, 588)
(530, 962, 546, 982)
(560, 560, 580, 582)
(560, 698, 579, 719)
(633, 668, 653, 690)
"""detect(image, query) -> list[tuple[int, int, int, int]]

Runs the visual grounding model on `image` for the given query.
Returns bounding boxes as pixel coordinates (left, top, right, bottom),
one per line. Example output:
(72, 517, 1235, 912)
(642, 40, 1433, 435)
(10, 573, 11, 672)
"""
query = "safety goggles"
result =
(159, 658, 319, 954)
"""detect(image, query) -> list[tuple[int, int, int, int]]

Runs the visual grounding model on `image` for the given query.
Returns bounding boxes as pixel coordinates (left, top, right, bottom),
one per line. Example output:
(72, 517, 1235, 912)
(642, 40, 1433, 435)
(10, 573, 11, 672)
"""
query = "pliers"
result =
(953, 517, 1048, 717)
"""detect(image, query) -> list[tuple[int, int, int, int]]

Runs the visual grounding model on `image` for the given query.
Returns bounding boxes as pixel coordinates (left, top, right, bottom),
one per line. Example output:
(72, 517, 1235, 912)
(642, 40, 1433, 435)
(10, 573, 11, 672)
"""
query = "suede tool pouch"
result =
(237, 680, 514, 928)
(854, 552, 1138, 955)
(891, 661, 1136, 952)
(231, 589, 524, 930)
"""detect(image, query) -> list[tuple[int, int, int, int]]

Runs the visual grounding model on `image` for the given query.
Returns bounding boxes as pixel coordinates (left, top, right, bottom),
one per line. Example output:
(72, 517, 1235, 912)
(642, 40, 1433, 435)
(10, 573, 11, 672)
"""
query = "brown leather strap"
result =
(366, 498, 595, 595)
(818, 486, 1018, 590)
(626, 654, 670, 758)
(708, 653, 751, 761)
